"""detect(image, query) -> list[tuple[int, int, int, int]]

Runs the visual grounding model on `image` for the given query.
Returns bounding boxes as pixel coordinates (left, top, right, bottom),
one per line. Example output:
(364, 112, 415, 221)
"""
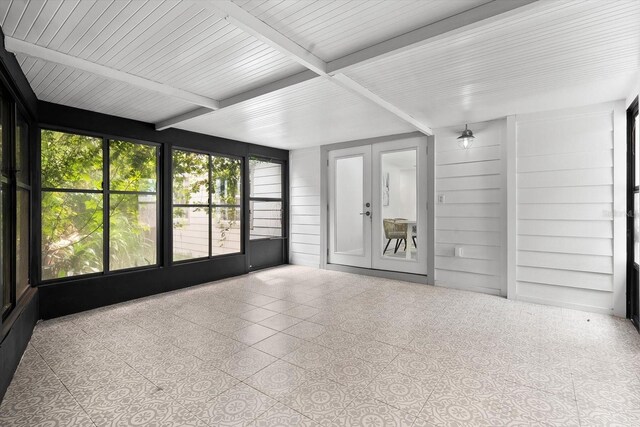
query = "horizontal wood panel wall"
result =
(289, 147, 322, 267)
(434, 120, 506, 296)
(515, 106, 617, 313)
(287, 102, 626, 316)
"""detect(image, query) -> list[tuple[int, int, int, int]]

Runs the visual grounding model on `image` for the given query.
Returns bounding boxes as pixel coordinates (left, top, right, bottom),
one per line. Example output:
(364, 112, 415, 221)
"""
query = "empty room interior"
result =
(1, 0, 640, 425)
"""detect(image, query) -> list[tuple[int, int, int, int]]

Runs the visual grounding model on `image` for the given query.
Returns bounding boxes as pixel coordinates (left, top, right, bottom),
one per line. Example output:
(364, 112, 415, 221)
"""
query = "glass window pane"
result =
(380, 149, 418, 261)
(41, 130, 102, 190)
(173, 150, 209, 205)
(173, 207, 209, 260)
(250, 201, 282, 239)
(212, 207, 241, 255)
(249, 158, 281, 198)
(16, 188, 29, 298)
(110, 140, 157, 192)
(110, 194, 157, 270)
(41, 191, 103, 280)
(212, 156, 241, 205)
(335, 156, 364, 254)
(16, 109, 29, 184)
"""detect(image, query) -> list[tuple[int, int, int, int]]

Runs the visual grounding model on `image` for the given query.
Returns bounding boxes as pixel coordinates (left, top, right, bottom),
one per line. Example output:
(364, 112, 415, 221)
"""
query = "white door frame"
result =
(320, 132, 435, 283)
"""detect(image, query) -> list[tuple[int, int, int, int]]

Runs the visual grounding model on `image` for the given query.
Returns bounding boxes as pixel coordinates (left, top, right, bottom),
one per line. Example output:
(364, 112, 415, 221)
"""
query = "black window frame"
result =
(39, 126, 161, 284)
(627, 96, 639, 332)
(0, 84, 32, 320)
(171, 146, 244, 264)
(248, 156, 285, 241)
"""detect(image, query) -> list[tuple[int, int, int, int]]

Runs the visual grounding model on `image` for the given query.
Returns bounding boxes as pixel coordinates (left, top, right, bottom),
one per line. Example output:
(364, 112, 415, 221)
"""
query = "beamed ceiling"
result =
(1, 0, 639, 149)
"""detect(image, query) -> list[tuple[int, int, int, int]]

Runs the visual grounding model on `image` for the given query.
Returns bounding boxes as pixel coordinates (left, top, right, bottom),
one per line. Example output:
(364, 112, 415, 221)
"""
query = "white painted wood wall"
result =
(513, 102, 626, 315)
(433, 120, 506, 296)
(288, 101, 627, 315)
(289, 147, 322, 267)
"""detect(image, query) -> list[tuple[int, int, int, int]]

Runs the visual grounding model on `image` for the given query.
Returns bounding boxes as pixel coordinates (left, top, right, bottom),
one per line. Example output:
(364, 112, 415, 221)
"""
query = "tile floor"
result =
(1, 265, 640, 426)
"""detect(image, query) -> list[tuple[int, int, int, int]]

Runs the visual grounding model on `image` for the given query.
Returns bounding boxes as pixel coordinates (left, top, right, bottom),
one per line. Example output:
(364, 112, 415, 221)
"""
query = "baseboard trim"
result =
(325, 263, 430, 284)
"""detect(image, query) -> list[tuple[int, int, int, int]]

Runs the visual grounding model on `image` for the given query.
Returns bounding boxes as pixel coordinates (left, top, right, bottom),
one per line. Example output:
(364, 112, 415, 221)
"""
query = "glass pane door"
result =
(372, 137, 428, 275)
(379, 149, 418, 261)
(328, 145, 371, 268)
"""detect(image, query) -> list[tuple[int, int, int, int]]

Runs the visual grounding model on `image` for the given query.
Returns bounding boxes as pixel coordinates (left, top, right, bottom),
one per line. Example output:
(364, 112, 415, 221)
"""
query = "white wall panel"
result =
(289, 147, 322, 267)
(434, 119, 506, 296)
(515, 103, 625, 314)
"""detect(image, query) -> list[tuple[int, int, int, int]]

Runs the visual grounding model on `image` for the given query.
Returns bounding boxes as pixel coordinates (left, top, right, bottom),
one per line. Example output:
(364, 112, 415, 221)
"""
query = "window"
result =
(41, 131, 158, 280)
(109, 140, 158, 270)
(249, 157, 283, 239)
(172, 149, 241, 261)
(1, 88, 32, 318)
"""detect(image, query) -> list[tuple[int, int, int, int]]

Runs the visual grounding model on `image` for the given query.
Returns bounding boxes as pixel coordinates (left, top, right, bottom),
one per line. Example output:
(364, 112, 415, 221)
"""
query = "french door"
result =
(328, 137, 428, 275)
(628, 97, 639, 330)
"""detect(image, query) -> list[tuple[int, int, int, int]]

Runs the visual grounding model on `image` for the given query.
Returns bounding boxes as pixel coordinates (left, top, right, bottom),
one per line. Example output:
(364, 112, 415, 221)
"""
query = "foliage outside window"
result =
(172, 149, 241, 261)
(41, 131, 158, 280)
(249, 158, 283, 239)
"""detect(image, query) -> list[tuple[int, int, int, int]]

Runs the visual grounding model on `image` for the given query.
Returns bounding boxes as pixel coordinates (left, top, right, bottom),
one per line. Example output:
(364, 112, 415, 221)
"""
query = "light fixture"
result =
(457, 124, 475, 149)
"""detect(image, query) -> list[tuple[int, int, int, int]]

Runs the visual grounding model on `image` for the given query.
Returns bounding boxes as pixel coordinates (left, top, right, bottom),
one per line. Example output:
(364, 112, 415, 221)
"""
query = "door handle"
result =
(359, 211, 371, 216)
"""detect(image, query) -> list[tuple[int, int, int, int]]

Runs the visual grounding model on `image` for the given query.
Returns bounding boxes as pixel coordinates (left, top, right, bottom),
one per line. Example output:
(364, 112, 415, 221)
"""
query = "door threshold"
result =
(325, 263, 431, 285)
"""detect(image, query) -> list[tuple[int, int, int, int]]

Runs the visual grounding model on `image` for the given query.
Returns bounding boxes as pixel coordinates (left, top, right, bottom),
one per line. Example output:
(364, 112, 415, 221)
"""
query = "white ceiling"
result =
(1, 0, 639, 149)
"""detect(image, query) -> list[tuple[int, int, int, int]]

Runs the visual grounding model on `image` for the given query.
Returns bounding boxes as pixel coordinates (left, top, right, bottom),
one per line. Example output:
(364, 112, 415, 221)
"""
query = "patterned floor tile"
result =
(503, 362, 575, 400)
(367, 368, 437, 415)
(574, 378, 640, 413)
(240, 308, 279, 323)
(283, 321, 328, 340)
(315, 357, 384, 389)
(389, 351, 445, 383)
(283, 305, 321, 320)
(250, 402, 319, 426)
(192, 382, 276, 426)
(259, 314, 302, 331)
(4, 266, 640, 426)
(253, 332, 304, 358)
(352, 339, 399, 364)
(214, 347, 277, 380)
(233, 324, 279, 345)
(245, 360, 309, 399)
(419, 390, 514, 427)
(282, 342, 337, 370)
(281, 378, 355, 425)
(334, 395, 416, 427)
(161, 367, 239, 413)
(263, 300, 300, 313)
(501, 384, 580, 426)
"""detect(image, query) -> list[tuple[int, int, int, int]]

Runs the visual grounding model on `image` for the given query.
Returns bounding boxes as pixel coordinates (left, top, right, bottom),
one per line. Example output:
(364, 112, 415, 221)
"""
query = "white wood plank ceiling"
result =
(1, 0, 639, 149)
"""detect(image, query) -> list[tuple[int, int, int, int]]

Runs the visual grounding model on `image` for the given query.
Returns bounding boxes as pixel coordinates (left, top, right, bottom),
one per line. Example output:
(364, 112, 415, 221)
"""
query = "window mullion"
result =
(103, 138, 109, 273)
(208, 154, 212, 258)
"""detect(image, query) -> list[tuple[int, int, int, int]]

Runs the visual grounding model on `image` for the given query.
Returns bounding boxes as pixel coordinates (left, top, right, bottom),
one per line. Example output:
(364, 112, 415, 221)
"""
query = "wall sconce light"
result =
(457, 124, 475, 149)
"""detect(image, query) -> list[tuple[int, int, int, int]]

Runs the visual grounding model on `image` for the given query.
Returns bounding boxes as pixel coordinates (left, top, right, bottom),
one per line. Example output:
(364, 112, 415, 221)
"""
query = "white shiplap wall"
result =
(288, 101, 626, 315)
(515, 103, 625, 314)
(289, 147, 322, 267)
(434, 120, 506, 296)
